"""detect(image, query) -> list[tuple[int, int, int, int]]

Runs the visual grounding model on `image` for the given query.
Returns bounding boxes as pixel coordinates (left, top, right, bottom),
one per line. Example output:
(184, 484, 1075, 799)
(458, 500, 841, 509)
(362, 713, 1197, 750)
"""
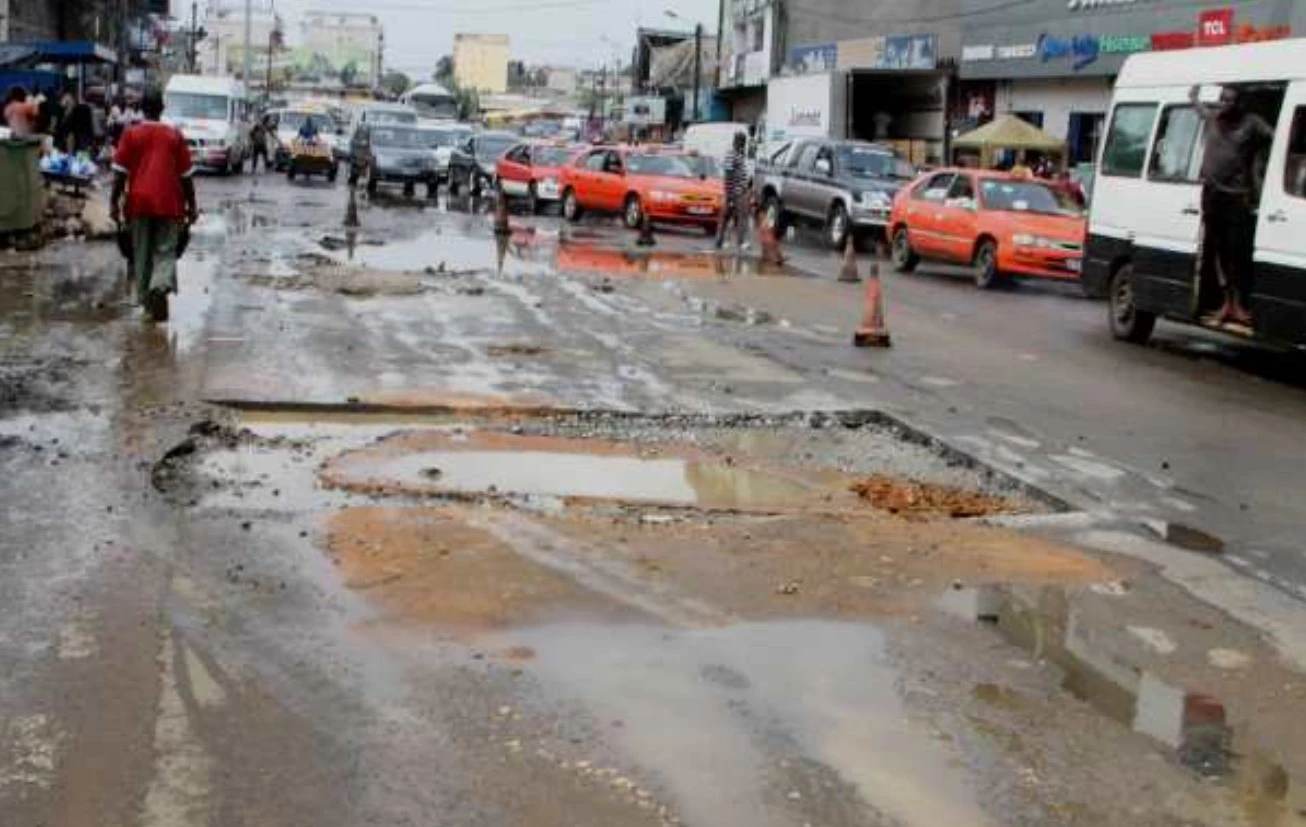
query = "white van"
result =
(684, 122, 753, 163)
(1085, 39, 1306, 347)
(163, 75, 249, 174)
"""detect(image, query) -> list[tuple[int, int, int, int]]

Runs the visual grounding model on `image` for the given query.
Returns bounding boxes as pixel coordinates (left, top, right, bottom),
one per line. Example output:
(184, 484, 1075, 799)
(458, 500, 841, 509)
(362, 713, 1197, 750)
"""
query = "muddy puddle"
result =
(326, 438, 821, 510)
(939, 584, 1306, 823)
(316, 225, 555, 278)
(556, 244, 792, 280)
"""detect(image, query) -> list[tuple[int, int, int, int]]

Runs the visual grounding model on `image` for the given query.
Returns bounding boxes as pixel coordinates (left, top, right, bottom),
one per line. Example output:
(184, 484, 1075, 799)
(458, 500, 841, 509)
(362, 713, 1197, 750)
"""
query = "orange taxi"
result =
(559, 146, 723, 234)
(495, 141, 581, 213)
(888, 169, 1086, 289)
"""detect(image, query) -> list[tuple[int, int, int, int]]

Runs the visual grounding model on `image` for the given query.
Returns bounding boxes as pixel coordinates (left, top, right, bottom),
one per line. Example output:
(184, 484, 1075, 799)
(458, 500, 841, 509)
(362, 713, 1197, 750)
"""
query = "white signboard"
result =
(624, 96, 667, 126)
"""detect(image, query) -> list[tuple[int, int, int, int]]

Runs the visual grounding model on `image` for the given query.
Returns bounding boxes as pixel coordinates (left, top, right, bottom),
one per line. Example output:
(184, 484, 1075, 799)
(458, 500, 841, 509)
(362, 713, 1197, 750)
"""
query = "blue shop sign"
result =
(790, 43, 838, 73)
(1037, 33, 1101, 70)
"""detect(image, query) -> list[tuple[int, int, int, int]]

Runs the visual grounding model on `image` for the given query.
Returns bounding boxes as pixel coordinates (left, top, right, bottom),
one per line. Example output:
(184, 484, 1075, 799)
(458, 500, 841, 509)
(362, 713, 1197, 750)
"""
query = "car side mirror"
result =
(815, 158, 832, 177)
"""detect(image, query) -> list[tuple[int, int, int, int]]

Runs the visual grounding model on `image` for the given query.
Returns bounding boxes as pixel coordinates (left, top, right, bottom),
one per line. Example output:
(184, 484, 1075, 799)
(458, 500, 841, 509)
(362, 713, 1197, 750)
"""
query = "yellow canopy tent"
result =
(952, 114, 1066, 168)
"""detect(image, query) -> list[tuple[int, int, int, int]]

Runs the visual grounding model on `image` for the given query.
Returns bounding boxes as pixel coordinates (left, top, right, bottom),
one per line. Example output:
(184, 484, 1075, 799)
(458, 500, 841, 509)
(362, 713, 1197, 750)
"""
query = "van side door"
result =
(1087, 102, 1161, 305)
(1135, 99, 1206, 316)
(1252, 82, 1306, 344)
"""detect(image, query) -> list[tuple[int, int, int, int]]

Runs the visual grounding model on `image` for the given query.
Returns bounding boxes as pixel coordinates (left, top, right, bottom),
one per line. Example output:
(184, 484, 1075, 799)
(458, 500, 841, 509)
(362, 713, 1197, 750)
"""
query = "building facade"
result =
(758, 0, 1303, 165)
(301, 11, 383, 89)
(717, 0, 782, 126)
(200, 2, 282, 79)
(453, 34, 509, 94)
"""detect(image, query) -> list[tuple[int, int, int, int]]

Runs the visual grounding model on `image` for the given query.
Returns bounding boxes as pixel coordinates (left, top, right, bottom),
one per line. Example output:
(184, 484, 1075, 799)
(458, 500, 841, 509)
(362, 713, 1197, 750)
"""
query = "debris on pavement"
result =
(850, 474, 1018, 519)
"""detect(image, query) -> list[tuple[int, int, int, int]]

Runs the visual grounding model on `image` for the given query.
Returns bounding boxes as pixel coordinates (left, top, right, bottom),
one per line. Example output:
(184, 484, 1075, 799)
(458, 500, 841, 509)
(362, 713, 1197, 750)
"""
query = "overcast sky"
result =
(262, 0, 720, 77)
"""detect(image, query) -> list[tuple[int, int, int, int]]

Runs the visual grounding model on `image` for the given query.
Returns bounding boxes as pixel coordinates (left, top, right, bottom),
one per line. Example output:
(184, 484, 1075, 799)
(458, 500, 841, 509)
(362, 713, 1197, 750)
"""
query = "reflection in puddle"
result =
(557, 243, 791, 280)
(941, 585, 1305, 822)
(350, 448, 816, 509)
(514, 621, 988, 827)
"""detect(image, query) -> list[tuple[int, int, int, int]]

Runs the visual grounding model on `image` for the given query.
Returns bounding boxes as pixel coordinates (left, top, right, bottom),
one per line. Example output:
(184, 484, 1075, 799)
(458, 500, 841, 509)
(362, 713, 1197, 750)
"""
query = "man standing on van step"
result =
(110, 89, 198, 323)
(1190, 84, 1275, 327)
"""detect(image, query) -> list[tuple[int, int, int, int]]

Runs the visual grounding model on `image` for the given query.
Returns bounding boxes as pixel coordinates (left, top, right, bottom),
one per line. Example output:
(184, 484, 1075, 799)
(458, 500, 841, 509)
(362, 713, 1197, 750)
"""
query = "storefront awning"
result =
(5, 41, 119, 66)
(953, 114, 1064, 153)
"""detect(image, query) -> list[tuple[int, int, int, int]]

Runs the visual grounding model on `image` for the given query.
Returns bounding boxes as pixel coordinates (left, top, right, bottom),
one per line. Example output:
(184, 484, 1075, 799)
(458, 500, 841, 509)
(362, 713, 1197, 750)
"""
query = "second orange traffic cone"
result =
(837, 235, 861, 283)
(852, 263, 892, 348)
(757, 210, 785, 266)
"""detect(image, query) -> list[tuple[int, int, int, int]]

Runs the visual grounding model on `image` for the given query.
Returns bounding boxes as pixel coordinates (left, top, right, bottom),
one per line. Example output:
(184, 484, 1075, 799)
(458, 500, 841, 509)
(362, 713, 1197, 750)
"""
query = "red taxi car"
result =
(888, 169, 1086, 289)
(559, 147, 723, 234)
(495, 142, 580, 213)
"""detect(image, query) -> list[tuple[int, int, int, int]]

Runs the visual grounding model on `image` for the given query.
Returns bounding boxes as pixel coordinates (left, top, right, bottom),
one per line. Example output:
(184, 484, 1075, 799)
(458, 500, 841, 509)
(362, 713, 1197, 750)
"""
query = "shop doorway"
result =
(848, 69, 949, 167)
(1067, 112, 1104, 164)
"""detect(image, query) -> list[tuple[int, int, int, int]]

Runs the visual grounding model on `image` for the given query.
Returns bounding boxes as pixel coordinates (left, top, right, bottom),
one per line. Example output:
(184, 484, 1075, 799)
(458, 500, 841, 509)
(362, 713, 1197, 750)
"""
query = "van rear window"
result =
(1101, 103, 1157, 178)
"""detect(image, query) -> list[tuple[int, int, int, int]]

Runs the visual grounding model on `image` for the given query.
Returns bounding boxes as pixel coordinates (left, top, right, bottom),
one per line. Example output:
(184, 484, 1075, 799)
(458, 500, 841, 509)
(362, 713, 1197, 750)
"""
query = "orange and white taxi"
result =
(559, 146, 724, 233)
(888, 169, 1086, 289)
(495, 141, 581, 213)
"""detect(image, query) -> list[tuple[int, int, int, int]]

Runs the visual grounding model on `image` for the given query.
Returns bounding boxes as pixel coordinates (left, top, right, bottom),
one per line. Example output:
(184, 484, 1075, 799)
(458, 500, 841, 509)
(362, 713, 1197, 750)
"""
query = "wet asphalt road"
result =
(2, 171, 1305, 827)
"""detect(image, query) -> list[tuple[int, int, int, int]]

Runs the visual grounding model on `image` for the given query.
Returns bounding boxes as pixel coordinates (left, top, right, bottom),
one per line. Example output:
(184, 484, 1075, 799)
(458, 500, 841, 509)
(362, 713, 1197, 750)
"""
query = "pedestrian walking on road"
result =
(1190, 83, 1275, 327)
(249, 114, 270, 173)
(715, 131, 750, 251)
(110, 89, 197, 323)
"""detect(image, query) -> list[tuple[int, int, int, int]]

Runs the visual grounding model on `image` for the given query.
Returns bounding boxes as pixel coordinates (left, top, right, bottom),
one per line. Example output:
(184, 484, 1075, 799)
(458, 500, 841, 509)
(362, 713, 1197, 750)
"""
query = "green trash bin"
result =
(0, 139, 46, 234)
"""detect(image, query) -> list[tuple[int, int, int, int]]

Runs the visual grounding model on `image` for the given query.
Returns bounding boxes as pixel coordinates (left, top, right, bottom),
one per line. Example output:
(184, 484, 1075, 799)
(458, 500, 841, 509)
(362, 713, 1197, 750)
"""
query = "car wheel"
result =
(623, 194, 644, 230)
(427, 178, 440, 201)
(973, 240, 1001, 289)
(891, 226, 918, 273)
(327, 164, 338, 183)
(825, 202, 850, 251)
(563, 188, 583, 223)
(1108, 263, 1156, 344)
(703, 223, 718, 238)
(403, 181, 416, 198)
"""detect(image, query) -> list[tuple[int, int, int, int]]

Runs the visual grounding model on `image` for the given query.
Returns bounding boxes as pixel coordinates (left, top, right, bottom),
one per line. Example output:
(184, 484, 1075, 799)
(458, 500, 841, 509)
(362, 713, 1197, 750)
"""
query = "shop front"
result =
(959, 0, 1297, 164)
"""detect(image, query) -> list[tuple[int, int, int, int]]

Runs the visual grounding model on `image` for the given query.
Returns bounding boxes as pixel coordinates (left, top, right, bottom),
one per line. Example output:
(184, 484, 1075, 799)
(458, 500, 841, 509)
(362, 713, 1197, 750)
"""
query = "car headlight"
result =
(649, 189, 679, 202)
(1012, 233, 1059, 249)
(857, 190, 891, 209)
(540, 177, 559, 189)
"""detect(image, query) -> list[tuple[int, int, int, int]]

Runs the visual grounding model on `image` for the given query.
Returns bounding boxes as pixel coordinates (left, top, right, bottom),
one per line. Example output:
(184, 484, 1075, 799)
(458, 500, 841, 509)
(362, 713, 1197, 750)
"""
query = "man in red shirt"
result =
(110, 89, 197, 322)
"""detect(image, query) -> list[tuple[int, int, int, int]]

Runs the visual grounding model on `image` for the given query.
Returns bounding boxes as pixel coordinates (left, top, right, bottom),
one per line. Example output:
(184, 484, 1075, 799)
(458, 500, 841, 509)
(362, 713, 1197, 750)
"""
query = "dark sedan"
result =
(448, 131, 519, 198)
(360, 125, 440, 199)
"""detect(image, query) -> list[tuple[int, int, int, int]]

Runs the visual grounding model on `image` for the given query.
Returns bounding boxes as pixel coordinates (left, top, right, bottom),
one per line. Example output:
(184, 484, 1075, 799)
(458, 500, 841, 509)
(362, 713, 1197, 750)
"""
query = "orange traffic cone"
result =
(635, 211, 656, 247)
(853, 263, 892, 348)
(757, 210, 785, 266)
(837, 236, 861, 283)
(493, 186, 511, 236)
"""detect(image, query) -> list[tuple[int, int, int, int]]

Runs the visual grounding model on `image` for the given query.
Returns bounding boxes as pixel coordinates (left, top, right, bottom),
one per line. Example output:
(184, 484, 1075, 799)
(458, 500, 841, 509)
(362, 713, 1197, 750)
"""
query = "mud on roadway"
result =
(1, 174, 1304, 827)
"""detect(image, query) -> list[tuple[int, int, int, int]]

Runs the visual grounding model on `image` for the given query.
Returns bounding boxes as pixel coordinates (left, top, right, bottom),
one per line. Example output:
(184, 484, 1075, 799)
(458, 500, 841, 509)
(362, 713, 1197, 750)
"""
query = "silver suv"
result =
(756, 139, 915, 250)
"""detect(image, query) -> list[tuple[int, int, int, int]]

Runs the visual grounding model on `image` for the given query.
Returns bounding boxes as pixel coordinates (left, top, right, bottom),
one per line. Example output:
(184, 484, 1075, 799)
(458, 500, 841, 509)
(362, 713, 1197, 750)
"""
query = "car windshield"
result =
(476, 136, 517, 160)
(979, 179, 1082, 216)
(409, 95, 458, 120)
(626, 154, 698, 179)
(423, 129, 463, 147)
(838, 147, 915, 180)
(533, 146, 573, 166)
(370, 127, 429, 149)
(367, 108, 418, 126)
(166, 93, 228, 120)
(685, 154, 720, 178)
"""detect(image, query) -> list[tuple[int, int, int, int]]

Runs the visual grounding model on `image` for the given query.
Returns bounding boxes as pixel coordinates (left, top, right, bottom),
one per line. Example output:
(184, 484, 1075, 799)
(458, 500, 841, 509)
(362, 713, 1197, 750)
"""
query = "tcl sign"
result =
(1198, 8, 1234, 46)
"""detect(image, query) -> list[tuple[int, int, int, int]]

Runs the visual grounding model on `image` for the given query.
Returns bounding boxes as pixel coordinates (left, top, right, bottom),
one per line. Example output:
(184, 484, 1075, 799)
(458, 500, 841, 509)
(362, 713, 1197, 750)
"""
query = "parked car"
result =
(496, 142, 581, 213)
(888, 169, 1086, 289)
(1085, 39, 1306, 348)
(756, 139, 915, 250)
(448, 131, 519, 197)
(559, 147, 724, 234)
(356, 124, 439, 198)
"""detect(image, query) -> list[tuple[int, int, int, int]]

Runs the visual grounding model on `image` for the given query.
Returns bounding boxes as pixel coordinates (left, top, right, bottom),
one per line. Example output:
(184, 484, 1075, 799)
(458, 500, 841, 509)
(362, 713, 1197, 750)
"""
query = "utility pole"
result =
(692, 22, 702, 124)
(242, 0, 253, 93)
(189, 2, 199, 73)
(265, 29, 274, 104)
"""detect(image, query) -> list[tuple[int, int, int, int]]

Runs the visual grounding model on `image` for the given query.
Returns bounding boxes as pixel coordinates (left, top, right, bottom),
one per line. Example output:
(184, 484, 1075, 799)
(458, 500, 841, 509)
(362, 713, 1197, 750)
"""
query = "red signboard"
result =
(1198, 9, 1234, 46)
